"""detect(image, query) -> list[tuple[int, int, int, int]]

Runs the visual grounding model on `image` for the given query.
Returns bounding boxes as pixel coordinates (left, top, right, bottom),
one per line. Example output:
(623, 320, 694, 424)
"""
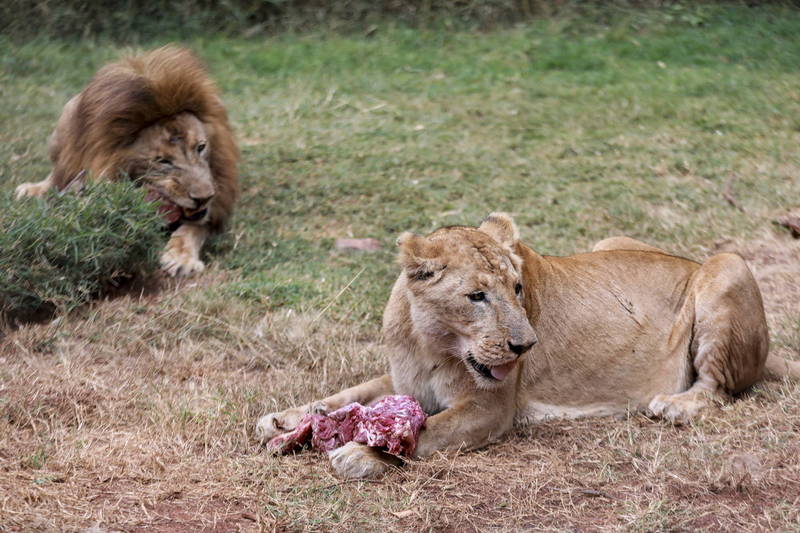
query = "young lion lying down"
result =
(257, 213, 799, 478)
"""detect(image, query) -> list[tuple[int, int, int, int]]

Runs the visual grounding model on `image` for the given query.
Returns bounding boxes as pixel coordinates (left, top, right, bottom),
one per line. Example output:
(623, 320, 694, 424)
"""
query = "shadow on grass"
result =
(1, 273, 165, 333)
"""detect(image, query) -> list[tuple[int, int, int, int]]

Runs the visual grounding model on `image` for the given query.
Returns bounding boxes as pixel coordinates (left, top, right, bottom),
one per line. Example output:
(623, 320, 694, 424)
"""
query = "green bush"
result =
(0, 182, 166, 322)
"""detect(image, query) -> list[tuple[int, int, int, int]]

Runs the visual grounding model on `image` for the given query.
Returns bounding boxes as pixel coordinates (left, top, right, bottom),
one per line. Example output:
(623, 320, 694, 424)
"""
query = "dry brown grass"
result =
(2, 233, 799, 533)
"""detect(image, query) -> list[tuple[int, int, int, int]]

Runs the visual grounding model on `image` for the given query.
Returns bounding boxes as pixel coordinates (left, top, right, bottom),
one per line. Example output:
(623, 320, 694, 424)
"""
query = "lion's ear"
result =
(397, 232, 445, 281)
(479, 212, 519, 247)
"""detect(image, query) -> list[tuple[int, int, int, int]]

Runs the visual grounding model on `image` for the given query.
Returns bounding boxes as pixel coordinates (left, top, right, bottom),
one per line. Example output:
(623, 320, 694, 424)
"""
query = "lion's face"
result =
(127, 112, 216, 223)
(398, 216, 537, 389)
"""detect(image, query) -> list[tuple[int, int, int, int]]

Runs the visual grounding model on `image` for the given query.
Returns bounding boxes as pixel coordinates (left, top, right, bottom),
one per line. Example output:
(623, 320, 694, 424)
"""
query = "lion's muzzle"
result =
(508, 338, 536, 356)
(507, 318, 538, 357)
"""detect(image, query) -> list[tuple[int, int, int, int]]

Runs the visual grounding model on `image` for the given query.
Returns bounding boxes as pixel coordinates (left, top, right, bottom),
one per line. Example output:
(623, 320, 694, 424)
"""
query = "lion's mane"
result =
(51, 45, 238, 228)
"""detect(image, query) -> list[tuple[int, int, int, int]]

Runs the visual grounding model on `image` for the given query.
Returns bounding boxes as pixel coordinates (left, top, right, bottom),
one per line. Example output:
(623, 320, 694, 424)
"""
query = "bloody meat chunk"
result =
(144, 189, 183, 224)
(267, 395, 427, 457)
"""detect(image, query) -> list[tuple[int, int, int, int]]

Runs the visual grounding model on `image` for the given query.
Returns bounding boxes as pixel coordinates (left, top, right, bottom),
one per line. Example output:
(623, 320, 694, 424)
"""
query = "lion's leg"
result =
(255, 374, 393, 443)
(161, 223, 209, 277)
(413, 397, 516, 458)
(649, 253, 769, 424)
(592, 236, 666, 254)
(16, 95, 80, 200)
(15, 172, 55, 199)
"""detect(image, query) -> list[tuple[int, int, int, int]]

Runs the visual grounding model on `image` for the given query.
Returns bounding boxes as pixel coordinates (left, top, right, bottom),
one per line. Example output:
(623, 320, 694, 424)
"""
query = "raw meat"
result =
(145, 189, 183, 224)
(267, 395, 426, 457)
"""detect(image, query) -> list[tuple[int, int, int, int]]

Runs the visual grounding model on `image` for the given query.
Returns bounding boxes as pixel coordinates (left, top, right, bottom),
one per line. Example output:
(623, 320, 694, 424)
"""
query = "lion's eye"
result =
(196, 142, 206, 154)
(515, 283, 522, 295)
(468, 291, 486, 302)
(154, 156, 173, 166)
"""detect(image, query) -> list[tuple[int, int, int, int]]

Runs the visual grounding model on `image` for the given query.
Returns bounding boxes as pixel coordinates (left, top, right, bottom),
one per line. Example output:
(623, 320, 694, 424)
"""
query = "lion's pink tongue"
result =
(490, 360, 517, 381)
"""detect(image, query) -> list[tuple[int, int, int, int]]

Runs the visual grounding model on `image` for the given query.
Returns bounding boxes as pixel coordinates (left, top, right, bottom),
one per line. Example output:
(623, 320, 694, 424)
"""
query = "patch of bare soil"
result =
(83, 481, 259, 533)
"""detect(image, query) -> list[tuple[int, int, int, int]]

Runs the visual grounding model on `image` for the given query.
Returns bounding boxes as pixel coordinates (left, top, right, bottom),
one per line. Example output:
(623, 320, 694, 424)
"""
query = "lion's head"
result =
(396, 213, 537, 388)
(128, 112, 216, 224)
(47, 46, 238, 231)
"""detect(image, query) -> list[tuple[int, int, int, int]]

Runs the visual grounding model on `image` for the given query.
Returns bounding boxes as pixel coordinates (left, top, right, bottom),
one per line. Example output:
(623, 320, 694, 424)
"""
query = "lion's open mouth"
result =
(466, 355, 517, 381)
(181, 207, 208, 222)
(145, 188, 208, 224)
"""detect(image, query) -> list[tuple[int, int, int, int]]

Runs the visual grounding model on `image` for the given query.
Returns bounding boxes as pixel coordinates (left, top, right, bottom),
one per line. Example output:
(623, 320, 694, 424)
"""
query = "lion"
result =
(256, 213, 800, 479)
(15, 45, 239, 276)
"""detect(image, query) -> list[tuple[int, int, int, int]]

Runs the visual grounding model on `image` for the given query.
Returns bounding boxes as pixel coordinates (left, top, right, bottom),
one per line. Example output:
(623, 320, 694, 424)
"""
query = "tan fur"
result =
(15, 45, 239, 276)
(257, 213, 786, 479)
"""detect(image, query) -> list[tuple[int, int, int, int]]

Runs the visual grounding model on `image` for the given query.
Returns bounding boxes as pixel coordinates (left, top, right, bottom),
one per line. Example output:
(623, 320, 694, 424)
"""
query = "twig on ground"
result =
(315, 479, 385, 491)
(774, 214, 800, 238)
(722, 176, 747, 213)
(546, 487, 614, 500)
(312, 266, 367, 324)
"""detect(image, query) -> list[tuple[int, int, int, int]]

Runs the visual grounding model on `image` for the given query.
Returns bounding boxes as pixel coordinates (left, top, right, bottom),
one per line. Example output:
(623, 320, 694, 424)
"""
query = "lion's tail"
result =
(764, 354, 800, 380)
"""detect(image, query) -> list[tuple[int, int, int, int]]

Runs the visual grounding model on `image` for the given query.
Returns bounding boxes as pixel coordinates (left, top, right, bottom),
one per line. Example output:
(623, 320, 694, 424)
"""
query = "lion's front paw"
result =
(15, 182, 47, 199)
(255, 408, 306, 443)
(160, 246, 205, 277)
(328, 442, 399, 479)
(649, 393, 707, 425)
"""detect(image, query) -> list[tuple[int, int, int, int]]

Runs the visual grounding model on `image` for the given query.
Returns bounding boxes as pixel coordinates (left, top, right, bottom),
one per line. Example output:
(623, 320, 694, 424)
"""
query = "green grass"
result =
(2, 4, 799, 326)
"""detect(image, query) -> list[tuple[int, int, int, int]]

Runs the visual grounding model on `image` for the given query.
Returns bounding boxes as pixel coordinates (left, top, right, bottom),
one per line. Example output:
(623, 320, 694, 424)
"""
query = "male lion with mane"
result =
(15, 46, 239, 276)
(257, 213, 800, 479)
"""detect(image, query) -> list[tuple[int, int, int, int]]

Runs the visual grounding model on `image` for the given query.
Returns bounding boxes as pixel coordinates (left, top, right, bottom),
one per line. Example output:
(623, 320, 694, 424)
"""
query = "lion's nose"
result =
(190, 192, 214, 208)
(508, 338, 536, 356)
